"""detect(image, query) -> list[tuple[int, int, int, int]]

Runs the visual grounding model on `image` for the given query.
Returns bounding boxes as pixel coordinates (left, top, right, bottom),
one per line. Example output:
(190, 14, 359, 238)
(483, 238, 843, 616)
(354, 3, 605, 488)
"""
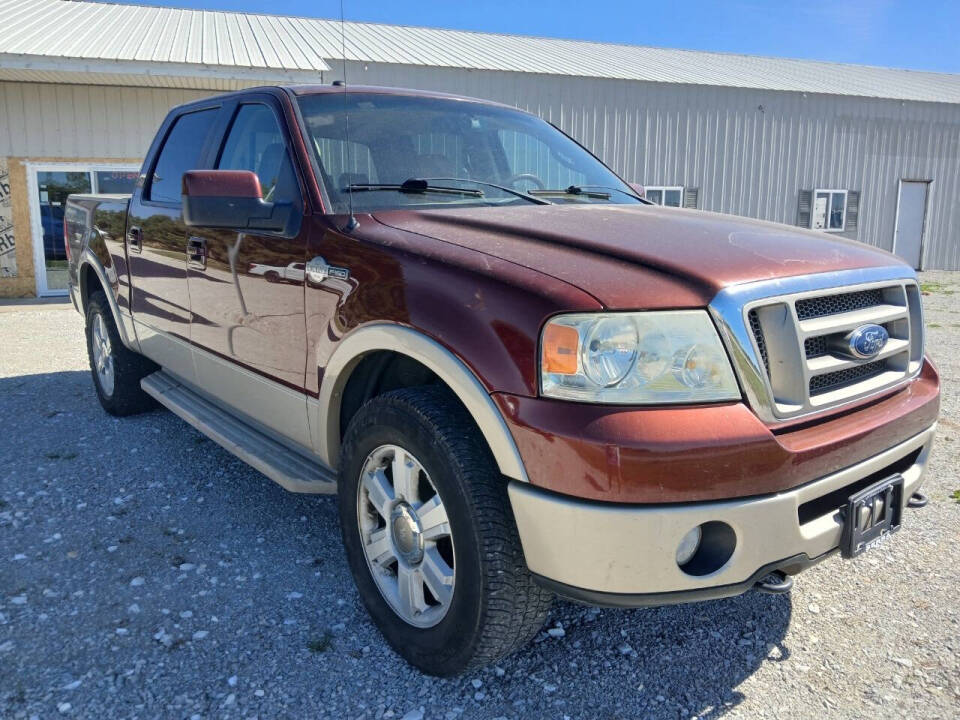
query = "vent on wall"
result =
(797, 190, 812, 228)
(846, 191, 860, 231)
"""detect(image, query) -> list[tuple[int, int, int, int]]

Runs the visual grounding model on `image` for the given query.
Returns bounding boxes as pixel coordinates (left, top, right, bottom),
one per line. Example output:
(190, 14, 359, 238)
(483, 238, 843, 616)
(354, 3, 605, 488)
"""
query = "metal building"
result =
(2, 0, 959, 297)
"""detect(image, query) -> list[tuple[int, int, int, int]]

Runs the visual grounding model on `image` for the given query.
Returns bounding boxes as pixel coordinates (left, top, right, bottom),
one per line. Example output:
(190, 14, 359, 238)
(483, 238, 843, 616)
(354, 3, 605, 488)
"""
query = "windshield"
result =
(297, 93, 642, 213)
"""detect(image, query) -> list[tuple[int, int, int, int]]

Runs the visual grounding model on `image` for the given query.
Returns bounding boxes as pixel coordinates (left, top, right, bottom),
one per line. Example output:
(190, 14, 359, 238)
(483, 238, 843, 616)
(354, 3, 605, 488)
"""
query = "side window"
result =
(148, 109, 217, 203)
(217, 104, 299, 205)
(645, 186, 684, 207)
(812, 189, 847, 231)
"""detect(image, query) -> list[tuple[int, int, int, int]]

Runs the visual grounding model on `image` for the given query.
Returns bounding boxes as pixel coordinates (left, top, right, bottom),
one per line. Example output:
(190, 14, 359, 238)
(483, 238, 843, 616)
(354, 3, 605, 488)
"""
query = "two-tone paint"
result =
(66, 84, 940, 603)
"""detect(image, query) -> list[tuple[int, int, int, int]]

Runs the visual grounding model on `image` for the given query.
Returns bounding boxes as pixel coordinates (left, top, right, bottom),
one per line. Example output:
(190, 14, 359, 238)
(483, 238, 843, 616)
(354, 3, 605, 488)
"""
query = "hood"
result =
(373, 203, 908, 308)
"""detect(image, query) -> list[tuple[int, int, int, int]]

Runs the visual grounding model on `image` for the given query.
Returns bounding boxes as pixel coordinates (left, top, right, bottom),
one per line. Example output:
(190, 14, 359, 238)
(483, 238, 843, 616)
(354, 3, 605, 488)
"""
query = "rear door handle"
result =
(187, 236, 207, 269)
(127, 226, 142, 254)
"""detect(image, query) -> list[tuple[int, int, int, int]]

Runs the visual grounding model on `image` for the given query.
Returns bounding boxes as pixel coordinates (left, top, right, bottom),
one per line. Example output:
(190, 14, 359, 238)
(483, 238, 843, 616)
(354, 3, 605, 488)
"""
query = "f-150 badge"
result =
(306, 256, 350, 284)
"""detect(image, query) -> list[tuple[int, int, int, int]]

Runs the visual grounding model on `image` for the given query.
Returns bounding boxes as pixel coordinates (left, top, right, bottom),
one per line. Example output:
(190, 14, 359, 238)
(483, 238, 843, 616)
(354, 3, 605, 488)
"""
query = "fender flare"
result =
(313, 324, 529, 482)
(77, 247, 139, 352)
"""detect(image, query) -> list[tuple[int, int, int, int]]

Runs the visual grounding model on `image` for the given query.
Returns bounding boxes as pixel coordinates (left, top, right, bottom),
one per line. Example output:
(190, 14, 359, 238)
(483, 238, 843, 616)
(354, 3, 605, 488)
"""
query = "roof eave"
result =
(0, 53, 329, 88)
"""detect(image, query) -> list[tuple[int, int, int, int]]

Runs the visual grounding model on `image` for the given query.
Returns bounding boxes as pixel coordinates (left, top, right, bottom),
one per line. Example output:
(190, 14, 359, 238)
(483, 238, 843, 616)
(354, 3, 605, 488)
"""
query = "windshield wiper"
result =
(344, 179, 484, 197)
(420, 177, 551, 205)
(577, 184, 645, 200)
(529, 185, 612, 200)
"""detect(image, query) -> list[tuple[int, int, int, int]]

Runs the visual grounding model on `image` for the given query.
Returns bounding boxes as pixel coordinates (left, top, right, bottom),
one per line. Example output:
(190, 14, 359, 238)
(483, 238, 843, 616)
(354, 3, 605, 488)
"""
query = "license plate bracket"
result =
(840, 474, 904, 559)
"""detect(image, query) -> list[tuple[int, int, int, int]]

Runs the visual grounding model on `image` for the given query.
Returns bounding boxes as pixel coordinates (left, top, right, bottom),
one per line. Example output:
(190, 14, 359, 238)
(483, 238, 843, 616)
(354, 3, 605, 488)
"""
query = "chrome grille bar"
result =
(709, 268, 924, 424)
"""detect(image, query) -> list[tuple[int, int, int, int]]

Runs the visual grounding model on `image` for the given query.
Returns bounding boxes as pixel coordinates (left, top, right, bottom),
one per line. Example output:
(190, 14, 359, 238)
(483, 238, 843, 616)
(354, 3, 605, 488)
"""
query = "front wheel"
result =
(338, 386, 552, 675)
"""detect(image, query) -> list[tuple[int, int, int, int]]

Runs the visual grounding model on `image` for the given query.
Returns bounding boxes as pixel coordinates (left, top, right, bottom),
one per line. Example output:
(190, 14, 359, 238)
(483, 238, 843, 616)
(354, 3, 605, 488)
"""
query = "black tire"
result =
(265, 270, 280, 283)
(84, 291, 157, 416)
(338, 385, 552, 675)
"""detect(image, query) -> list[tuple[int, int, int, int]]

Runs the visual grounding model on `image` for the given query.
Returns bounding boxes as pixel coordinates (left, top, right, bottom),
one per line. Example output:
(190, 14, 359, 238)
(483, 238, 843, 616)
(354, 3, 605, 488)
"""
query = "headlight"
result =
(540, 310, 740, 404)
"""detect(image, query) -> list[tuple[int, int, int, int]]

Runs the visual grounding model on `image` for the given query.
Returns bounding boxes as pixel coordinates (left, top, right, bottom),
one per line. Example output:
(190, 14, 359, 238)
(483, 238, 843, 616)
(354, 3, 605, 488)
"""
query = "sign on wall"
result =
(0, 158, 16, 278)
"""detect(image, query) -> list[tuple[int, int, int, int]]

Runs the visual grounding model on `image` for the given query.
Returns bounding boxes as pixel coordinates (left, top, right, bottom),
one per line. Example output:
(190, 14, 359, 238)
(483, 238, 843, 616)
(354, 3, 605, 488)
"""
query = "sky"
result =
(117, 0, 960, 74)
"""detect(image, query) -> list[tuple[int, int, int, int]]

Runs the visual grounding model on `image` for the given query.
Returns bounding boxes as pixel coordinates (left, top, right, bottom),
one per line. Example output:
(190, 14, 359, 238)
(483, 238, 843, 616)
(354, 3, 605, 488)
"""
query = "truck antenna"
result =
(339, 0, 357, 232)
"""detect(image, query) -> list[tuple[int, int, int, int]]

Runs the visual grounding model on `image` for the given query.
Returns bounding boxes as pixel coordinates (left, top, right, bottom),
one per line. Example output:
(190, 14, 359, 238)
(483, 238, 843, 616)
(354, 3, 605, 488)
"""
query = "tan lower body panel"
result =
(133, 318, 313, 452)
(509, 424, 935, 596)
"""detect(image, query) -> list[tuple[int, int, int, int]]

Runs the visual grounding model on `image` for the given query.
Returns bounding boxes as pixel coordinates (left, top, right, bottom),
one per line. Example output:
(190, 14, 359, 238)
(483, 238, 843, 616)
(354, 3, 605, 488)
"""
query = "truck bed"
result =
(65, 193, 131, 271)
(65, 193, 133, 311)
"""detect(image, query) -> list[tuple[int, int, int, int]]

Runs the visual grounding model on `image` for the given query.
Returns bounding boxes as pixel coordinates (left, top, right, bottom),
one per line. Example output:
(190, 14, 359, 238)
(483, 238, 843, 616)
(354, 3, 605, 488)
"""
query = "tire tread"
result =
(339, 385, 552, 674)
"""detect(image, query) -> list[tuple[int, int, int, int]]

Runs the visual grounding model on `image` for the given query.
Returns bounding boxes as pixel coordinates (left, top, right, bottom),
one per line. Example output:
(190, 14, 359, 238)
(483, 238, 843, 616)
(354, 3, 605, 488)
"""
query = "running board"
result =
(141, 371, 337, 494)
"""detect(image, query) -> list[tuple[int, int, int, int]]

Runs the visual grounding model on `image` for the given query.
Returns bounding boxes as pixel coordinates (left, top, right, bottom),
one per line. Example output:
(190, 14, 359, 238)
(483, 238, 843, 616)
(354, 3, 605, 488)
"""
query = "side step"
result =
(141, 371, 337, 494)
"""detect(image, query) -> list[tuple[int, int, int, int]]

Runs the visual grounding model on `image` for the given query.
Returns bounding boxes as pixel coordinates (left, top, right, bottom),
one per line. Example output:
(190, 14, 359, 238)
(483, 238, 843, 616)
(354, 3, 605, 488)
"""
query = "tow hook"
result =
(907, 491, 928, 509)
(754, 571, 793, 595)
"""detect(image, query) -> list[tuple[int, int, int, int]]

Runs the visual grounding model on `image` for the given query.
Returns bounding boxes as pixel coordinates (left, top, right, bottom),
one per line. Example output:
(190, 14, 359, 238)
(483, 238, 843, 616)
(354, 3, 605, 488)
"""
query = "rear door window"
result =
(147, 108, 218, 204)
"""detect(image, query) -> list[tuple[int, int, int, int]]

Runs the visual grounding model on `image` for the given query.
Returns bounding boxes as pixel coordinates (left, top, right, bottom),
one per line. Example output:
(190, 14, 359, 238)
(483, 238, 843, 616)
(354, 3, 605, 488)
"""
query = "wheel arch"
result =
(313, 324, 529, 483)
(77, 248, 139, 352)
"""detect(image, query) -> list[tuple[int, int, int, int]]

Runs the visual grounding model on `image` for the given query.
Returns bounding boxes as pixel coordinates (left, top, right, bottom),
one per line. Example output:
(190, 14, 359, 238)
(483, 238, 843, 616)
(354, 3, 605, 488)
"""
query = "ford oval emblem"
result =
(848, 324, 889, 360)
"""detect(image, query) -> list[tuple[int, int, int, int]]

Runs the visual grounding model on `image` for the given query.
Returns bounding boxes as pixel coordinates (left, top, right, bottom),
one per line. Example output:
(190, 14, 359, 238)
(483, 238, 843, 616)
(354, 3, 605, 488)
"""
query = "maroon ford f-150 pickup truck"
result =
(65, 85, 939, 675)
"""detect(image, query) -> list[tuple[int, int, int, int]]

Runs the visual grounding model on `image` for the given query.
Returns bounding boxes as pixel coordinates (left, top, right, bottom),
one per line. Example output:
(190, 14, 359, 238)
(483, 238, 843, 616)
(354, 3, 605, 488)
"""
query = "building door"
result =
(893, 180, 929, 270)
(27, 164, 139, 296)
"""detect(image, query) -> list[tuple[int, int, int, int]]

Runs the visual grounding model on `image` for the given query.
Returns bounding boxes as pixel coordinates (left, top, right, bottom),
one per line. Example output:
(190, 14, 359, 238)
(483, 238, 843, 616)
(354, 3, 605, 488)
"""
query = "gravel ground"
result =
(2, 276, 959, 720)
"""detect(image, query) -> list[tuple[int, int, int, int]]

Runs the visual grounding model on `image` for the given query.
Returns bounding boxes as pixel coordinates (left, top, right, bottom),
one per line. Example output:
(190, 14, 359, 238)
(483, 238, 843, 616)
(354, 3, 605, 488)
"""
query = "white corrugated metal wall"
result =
(0, 81, 211, 158)
(332, 61, 960, 269)
(1, 70, 958, 269)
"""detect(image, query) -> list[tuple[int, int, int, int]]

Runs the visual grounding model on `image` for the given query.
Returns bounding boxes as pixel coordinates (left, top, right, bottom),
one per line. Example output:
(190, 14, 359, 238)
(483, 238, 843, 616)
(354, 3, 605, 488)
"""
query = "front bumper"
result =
(493, 359, 940, 503)
(508, 423, 935, 603)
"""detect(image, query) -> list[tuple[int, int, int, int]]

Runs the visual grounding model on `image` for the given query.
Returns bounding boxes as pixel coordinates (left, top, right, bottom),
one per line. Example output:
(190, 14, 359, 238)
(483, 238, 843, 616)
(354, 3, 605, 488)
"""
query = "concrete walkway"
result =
(0, 296, 72, 313)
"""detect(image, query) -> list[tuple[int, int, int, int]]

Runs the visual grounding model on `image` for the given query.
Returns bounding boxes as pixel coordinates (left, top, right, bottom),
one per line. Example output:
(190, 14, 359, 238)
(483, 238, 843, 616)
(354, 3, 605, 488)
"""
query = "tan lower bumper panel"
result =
(532, 551, 823, 608)
(509, 424, 935, 599)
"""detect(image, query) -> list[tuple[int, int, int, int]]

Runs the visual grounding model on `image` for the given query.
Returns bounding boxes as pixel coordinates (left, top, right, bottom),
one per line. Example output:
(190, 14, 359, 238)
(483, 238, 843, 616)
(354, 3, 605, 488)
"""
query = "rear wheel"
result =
(84, 291, 157, 416)
(338, 386, 552, 675)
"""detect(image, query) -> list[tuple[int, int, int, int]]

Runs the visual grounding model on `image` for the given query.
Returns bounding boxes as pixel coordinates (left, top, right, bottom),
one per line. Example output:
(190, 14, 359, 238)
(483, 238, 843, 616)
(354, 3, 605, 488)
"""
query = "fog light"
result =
(676, 526, 702, 566)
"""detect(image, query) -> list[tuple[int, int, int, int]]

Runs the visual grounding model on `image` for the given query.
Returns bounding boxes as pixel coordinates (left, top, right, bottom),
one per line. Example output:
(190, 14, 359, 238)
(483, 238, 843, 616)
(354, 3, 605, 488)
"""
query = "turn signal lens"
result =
(542, 323, 579, 375)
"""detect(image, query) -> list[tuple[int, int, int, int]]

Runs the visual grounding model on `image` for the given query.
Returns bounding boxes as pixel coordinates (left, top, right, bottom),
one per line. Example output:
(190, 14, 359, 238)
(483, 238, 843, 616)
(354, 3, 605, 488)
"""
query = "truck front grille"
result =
(808, 359, 887, 395)
(715, 274, 925, 422)
(748, 309, 770, 372)
(795, 288, 886, 321)
(804, 335, 828, 358)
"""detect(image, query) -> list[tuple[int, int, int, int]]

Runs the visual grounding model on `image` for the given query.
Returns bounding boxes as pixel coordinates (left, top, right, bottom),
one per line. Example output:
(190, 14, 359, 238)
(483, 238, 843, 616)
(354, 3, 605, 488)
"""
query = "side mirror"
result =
(628, 182, 646, 199)
(182, 170, 292, 233)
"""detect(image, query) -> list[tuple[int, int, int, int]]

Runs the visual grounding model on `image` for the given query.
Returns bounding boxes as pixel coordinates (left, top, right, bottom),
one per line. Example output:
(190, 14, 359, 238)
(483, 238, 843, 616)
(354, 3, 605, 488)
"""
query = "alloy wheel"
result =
(91, 312, 115, 397)
(356, 444, 455, 628)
